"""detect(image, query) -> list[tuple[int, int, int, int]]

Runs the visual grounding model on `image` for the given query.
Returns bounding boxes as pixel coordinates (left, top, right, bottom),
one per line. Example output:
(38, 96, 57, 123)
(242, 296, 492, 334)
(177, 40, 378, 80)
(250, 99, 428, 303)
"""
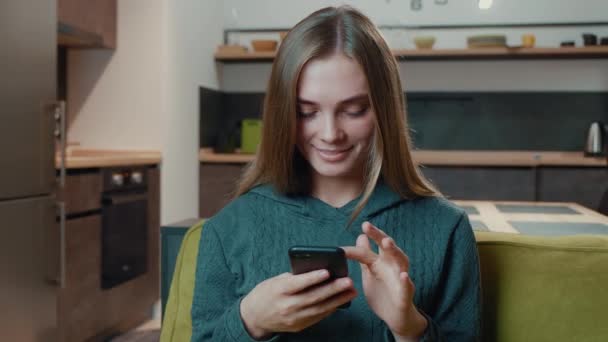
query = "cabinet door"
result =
(0, 196, 58, 342)
(538, 167, 608, 210)
(200, 164, 246, 217)
(58, 171, 102, 215)
(0, 0, 56, 200)
(58, 0, 116, 48)
(422, 166, 536, 201)
(57, 214, 104, 342)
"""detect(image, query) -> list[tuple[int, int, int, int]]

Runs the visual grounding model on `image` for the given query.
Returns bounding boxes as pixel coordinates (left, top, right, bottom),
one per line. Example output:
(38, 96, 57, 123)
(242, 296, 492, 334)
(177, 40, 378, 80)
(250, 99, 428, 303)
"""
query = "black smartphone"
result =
(288, 246, 350, 308)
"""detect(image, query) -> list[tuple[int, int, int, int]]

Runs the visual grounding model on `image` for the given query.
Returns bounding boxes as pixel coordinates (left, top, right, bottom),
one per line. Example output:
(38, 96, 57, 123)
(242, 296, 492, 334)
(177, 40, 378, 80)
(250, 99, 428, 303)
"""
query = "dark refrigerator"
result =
(1, 0, 61, 341)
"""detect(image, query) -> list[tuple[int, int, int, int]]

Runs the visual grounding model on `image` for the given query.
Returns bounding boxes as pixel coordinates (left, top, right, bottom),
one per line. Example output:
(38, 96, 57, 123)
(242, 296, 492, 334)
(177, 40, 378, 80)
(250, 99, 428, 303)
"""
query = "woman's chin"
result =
(310, 161, 356, 178)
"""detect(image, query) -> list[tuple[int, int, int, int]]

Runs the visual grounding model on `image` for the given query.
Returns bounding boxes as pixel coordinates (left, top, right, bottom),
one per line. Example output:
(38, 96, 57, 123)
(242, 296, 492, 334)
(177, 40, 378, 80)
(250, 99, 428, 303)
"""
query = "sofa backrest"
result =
(475, 231, 608, 342)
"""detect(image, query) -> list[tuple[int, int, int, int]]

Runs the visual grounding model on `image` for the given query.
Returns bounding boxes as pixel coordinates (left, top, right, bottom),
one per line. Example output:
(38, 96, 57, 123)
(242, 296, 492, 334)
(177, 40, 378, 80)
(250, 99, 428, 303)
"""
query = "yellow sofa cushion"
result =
(475, 231, 608, 342)
(160, 220, 204, 342)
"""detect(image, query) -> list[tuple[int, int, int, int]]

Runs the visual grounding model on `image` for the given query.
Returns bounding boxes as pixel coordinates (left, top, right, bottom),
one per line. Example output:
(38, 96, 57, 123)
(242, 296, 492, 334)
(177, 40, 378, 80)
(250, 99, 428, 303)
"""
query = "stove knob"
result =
(130, 171, 143, 184)
(111, 173, 124, 186)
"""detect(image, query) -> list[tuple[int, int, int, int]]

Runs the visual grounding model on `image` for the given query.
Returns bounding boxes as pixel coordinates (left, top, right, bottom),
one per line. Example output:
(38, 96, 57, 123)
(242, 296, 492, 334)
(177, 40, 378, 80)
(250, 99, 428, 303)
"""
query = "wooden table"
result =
(454, 200, 608, 236)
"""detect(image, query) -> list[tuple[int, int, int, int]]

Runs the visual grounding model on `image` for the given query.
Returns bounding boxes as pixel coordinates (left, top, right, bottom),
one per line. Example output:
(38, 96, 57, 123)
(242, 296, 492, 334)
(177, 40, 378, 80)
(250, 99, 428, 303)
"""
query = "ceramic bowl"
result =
(413, 36, 436, 49)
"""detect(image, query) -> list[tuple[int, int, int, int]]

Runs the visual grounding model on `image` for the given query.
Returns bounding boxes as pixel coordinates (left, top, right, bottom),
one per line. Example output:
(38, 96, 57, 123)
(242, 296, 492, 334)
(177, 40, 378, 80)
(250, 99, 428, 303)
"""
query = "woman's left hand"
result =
(342, 221, 428, 341)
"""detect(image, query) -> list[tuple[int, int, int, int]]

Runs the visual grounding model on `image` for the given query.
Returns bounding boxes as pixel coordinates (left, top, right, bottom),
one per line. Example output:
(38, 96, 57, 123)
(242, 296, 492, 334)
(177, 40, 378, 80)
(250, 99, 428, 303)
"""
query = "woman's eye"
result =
(297, 110, 316, 118)
(344, 105, 369, 116)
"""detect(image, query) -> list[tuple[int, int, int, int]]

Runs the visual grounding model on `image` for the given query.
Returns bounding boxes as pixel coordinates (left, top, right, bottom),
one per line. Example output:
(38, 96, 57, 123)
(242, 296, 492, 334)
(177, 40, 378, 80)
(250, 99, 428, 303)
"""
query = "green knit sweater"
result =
(191, 182, 481, 341)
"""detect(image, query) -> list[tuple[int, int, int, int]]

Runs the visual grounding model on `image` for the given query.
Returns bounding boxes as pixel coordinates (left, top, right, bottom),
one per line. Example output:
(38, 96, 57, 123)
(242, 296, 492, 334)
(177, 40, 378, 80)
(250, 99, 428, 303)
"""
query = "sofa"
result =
(160, 221, 608, 341)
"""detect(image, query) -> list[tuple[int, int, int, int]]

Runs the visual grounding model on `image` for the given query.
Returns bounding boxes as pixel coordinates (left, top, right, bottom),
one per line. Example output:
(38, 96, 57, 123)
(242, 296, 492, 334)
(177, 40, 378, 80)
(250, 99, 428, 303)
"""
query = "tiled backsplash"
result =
(200, 87, 608, 152)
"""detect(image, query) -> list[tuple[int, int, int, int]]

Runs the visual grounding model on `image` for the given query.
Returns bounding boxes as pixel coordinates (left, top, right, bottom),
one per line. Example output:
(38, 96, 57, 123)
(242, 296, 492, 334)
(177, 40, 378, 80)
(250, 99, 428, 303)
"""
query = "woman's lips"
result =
(314, 146, 353, 162)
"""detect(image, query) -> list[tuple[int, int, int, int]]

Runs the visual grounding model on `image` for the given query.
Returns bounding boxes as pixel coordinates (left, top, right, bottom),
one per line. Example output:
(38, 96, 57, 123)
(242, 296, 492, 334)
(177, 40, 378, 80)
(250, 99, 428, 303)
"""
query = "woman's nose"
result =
(320, 115, 344, 143)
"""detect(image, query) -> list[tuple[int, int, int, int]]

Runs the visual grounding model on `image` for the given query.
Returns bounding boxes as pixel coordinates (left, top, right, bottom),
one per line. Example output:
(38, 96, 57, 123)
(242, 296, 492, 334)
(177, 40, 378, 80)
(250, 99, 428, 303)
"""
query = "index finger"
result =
(281, 269, 331, 294)
(362, 221, 389, 248)
(341, 246, 377, 265)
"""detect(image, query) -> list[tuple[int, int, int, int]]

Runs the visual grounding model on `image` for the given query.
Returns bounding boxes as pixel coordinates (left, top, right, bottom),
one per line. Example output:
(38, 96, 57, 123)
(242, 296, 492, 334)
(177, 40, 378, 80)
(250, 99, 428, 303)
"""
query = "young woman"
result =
(192, 6, 480, 341)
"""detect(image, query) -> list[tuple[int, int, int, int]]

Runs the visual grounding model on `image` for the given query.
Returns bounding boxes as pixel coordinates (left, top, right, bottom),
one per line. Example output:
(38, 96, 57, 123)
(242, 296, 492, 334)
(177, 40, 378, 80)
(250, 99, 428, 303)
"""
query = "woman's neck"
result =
(310, 173, 365, 208)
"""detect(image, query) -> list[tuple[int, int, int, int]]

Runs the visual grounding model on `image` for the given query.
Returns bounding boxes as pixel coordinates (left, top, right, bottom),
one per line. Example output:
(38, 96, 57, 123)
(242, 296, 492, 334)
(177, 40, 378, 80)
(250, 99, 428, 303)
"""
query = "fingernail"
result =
(318, 270, 329, 277)
(339, 278, 351, 287)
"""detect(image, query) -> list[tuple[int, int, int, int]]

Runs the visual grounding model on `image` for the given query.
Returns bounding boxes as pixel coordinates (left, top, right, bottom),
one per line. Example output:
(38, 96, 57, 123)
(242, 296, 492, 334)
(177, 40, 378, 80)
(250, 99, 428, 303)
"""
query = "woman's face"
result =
(296, 53, 375, 180)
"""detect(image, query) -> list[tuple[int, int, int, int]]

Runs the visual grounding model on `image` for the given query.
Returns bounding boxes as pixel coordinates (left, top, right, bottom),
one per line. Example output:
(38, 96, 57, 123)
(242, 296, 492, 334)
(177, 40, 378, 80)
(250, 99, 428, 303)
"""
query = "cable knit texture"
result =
(191, 181, 481, 341)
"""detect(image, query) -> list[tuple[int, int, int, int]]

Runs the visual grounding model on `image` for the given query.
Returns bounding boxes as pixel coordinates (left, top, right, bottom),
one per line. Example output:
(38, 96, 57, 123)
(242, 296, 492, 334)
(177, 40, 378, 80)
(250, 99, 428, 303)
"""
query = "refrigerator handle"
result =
(46, 201, 66, 288)
(59, 201, 66, 288)
(52, 201, 67, 289)
(54, 101, 67, 188)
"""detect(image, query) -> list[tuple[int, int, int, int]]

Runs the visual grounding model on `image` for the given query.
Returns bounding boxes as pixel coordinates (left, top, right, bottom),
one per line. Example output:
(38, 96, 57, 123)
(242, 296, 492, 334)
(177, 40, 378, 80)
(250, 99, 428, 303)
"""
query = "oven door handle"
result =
(102, 193, 148, 205)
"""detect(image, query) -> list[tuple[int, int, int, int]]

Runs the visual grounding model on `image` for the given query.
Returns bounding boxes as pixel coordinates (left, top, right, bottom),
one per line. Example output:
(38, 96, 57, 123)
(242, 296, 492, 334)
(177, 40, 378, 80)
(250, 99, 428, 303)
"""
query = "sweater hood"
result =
(248, 180, 407, 221)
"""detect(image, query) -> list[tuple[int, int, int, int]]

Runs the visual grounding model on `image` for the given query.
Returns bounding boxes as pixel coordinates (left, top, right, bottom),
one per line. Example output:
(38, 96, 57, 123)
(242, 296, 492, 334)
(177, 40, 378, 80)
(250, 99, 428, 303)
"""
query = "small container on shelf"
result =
(521, 34, 536, 48)
(241, 119, 262, 154)
(560, 41, 576, 47)
(467, 34, 507, 48)
(582, 33, 597, 46)
(251, 39, 278, 52)
(413, 36, 436, 49)
(216, 44, 248, 54)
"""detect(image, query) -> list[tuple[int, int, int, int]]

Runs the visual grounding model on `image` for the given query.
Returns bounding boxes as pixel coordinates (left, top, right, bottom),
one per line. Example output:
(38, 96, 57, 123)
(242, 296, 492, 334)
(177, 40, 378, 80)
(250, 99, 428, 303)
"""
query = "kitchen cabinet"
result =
(57, 214, 103, 342)
(56, 170, 104, 342)
(58, 0, 117, 48)
(60, 170, 102, 214)
(538, 167, 608, 210)
(199, 164, 537, 217)
(55, 166, 160, 341)
(200, 163, 247, 218)
(421, 166, 536, 201)
(200, 162, 607, 218)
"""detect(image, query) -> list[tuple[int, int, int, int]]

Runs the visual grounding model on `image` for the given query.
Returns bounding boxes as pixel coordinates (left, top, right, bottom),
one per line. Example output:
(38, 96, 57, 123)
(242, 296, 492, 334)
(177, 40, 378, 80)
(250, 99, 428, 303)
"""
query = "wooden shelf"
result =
(215, 50, 276, 62)
(215, 46, 608, 62)
(200, 148, 607, 167)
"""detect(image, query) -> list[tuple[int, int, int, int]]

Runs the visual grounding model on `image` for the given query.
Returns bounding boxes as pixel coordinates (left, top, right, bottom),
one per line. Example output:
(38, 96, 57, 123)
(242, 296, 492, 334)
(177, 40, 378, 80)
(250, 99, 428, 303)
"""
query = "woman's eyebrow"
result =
(297, 93, 369, 105)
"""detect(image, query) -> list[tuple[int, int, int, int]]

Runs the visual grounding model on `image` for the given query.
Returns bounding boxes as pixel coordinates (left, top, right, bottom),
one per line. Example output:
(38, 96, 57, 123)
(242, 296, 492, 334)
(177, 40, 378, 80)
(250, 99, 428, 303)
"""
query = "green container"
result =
(240, 119, 262, 154)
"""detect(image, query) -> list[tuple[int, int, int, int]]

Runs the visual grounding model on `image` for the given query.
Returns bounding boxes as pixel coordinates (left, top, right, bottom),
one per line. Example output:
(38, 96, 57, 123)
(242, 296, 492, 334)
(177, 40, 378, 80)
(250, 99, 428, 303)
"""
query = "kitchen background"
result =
(3, 0, 602, 341)
(66, 0, 607, 225)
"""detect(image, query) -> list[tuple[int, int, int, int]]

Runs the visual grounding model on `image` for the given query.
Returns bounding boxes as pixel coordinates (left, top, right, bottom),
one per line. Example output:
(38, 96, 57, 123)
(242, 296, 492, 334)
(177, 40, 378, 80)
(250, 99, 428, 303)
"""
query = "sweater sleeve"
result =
(384, 212, 481, 342)
(190, 221, 282, 342)
(420, 212, 481, 341)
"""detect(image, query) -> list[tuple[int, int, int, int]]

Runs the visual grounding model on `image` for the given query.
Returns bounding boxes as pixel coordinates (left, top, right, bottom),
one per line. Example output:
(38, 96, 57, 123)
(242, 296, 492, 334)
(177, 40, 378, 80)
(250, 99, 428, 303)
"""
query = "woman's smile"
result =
(313, 145, 354, 162)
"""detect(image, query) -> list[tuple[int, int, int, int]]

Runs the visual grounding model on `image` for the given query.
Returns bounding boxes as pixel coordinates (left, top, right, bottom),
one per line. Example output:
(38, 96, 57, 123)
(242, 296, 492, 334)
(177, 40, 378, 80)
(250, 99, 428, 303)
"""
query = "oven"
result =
(101, 167, 148, 289)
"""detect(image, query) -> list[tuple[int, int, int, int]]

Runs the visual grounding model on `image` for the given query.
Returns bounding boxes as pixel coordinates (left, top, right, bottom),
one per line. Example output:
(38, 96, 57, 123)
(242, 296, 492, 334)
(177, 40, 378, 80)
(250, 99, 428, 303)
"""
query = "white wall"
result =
(223, 0, 608, 28)
(223, 59, 608, 92)
(68, 0, 223, 224)
(164, 0, 223, 224)
(221, 0, 608, 92)
(68, 0, 165, 150)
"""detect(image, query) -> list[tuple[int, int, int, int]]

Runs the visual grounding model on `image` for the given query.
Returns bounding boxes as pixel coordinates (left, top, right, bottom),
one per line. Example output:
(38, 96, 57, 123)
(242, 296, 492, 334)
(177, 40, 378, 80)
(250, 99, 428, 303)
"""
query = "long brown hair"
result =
(236, 6, 439, 221)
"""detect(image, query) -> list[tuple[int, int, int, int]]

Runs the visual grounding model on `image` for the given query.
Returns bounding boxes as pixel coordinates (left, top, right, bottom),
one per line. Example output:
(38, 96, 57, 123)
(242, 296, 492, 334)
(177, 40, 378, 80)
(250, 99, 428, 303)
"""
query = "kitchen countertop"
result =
(199, 148, 606, 167)
(56, 148, 162, 169)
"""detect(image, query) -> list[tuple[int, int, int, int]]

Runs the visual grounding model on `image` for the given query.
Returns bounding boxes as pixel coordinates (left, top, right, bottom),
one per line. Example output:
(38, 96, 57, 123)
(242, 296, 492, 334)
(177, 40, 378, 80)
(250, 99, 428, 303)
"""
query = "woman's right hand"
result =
(240, 269, 357, 340)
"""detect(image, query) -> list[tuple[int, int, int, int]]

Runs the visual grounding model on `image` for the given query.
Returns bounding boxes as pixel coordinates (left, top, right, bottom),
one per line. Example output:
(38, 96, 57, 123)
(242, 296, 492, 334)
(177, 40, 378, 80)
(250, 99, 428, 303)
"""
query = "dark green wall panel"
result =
(200, 89, 608, 152)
